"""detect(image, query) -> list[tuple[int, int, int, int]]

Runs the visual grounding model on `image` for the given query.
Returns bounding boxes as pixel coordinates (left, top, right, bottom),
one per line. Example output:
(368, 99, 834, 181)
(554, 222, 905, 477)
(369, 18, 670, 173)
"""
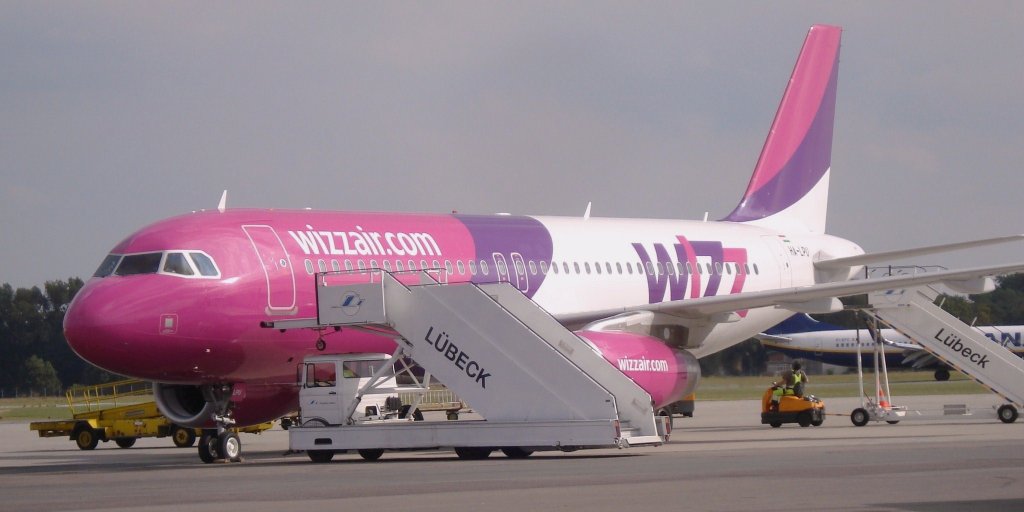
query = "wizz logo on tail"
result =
(632, 236, 748, 306)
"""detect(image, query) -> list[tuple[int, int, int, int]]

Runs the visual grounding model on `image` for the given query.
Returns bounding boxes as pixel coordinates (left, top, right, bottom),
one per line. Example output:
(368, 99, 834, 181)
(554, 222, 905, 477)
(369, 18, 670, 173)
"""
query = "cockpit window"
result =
(93, 254, 122, 277)
(115, 253, 163, 276)
(163, 253, 194, 276)
(93, 250, 220, 279)
(189, 252, 219, 277)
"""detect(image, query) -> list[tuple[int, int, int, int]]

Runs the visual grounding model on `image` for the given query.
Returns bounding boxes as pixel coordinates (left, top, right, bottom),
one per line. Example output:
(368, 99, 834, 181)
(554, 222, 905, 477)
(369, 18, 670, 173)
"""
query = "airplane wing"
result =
(558, 262, 1024, 326)
(814, 235, 1024, 270)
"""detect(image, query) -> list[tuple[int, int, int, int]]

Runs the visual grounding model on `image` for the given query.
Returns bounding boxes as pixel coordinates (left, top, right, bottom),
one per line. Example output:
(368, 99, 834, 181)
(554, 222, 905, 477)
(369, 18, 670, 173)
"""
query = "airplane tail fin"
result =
(765, 314, 840, 335)
(723, 25, 842, 235)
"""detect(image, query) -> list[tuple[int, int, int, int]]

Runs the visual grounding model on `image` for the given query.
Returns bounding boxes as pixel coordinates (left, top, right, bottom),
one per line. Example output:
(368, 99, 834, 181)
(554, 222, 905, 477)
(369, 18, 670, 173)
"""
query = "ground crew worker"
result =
(792, 361, 808, 397)
(769, 370, 796, 411)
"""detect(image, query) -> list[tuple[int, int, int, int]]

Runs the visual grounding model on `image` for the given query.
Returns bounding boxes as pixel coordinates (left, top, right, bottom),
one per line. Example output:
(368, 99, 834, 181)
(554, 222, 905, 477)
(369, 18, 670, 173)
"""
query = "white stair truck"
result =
(275, 269, 671, 462)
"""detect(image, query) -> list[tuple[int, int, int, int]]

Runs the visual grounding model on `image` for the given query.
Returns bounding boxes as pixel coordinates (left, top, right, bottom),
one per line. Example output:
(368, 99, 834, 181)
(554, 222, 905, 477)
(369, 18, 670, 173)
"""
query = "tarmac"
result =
(2, 394, 1023, 512)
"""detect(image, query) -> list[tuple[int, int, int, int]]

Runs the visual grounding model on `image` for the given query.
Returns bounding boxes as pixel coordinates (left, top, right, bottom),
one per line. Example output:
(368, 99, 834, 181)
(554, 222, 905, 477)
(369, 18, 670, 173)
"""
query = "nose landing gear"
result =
(197, 385, 242, 464)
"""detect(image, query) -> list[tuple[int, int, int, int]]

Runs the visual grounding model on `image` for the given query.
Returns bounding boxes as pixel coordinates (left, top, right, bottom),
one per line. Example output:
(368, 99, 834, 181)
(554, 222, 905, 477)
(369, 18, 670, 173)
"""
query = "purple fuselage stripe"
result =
(453, 214, 553, 298)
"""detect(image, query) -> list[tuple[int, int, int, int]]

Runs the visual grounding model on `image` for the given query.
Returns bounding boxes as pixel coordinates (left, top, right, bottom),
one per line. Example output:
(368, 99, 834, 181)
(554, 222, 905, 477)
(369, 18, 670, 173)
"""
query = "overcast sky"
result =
(2, 1, 1023, 289)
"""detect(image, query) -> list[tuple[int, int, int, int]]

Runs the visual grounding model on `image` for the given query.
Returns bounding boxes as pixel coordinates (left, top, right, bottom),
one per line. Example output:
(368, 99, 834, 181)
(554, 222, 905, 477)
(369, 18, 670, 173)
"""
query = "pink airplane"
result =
(64, 25, 1024, 462)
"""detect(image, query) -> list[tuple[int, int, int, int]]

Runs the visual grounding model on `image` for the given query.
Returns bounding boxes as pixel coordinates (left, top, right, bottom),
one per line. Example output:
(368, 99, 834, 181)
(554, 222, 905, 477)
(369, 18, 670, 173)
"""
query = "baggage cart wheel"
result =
(851, 408, 869, 427)
(171, 425, 196, 448)
(73, 424, 99, 450)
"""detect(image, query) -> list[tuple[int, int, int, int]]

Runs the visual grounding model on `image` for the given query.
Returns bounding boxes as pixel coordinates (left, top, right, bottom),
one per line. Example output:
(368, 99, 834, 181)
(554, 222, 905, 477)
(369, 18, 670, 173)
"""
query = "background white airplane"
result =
(758, 313, 1024, 381)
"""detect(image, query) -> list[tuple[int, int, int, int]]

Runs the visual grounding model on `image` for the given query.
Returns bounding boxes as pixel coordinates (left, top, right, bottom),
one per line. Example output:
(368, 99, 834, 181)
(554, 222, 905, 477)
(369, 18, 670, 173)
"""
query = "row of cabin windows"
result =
(302, 257, 761, 278)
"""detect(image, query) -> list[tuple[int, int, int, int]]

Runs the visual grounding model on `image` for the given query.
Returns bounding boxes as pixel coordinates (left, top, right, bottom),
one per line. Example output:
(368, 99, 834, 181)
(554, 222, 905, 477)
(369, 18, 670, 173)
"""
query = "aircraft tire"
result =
(198, 432, 220, 464)
(220, 433, 241, 462)
(998, 404, 1018, 424)
(934, 368, 951, 381)
(851, 408, 870, 427)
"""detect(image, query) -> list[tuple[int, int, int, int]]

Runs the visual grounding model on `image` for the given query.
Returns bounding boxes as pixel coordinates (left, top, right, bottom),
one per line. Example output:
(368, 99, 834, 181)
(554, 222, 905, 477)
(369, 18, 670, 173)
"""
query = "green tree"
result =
(22, 355, 62, 394)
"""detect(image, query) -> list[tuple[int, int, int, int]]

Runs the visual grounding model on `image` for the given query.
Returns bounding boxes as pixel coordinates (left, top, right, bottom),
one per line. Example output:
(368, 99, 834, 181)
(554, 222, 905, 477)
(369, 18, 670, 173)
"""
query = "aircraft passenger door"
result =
(759, 236, 793, 288)
(242, 225, 297, 315)
(492, 253, 510, 284)
(510, 252, 529, 293)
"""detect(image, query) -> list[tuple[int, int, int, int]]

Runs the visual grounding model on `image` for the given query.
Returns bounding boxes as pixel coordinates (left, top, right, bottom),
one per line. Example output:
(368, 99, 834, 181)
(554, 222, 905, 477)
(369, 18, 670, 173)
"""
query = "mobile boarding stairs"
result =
(852, 284, 1024, 425)
(267, 269, 669, 460)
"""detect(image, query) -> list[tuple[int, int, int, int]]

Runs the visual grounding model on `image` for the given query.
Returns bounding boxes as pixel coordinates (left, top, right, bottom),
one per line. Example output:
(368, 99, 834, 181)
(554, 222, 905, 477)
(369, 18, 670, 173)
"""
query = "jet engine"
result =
(577, 330, 701, 408)
(154, 382, 297, 428)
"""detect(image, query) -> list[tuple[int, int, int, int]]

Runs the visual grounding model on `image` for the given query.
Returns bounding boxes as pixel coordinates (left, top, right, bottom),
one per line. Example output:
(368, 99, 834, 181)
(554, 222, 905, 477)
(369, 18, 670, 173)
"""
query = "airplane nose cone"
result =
(64, 280, 139, 374)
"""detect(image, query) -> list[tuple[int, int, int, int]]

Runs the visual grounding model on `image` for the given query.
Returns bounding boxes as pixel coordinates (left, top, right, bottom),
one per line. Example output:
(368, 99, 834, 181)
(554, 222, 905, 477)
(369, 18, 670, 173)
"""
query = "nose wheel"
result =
(196, 385, 242, 463)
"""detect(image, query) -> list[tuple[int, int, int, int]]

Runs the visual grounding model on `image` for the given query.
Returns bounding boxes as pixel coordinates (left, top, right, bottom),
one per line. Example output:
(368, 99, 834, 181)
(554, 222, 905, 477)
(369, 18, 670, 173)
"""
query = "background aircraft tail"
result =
(723, 24, 841, 235)
(765, 313, 840, 335)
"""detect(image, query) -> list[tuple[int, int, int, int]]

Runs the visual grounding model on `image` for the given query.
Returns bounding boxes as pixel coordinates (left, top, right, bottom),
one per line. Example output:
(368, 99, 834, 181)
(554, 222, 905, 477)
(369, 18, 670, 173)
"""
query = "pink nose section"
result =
(63, 282, 130, 374)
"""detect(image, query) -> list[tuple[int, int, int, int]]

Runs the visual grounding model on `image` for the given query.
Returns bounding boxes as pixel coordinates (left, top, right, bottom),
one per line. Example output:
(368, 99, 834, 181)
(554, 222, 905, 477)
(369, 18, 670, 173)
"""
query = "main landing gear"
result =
(197, 385, 242, 464)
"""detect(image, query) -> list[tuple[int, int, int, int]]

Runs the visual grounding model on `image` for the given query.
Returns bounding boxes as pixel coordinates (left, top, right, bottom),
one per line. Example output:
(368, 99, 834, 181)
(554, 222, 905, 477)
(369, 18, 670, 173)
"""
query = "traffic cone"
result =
(878, 390, 890, 409)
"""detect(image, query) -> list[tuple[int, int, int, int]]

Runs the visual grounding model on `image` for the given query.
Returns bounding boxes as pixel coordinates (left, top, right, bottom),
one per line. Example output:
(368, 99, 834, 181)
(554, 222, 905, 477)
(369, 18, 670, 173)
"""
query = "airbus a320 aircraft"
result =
(758, 313, 1024, 381)
(63, 25, 1024, 462)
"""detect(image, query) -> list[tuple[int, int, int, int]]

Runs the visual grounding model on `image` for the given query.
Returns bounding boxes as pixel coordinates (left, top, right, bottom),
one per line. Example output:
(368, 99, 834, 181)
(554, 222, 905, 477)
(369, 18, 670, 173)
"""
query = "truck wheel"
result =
(770, 422, 782, 428)
(851, 408, 870, 427)
(308, 450, 335, 463)
(358, 449, 384, 461)
(171, 426, 197, 448)
(73, 425, 99, 450)
(115, 438, 137, 448)
(220, 433, 242, 462)
(797, 412, 812, 427)
(998, 404, 1018, 423)
(198, 432, 220, 464)
(454, 447, 492, 460)
(501, 447, 534, 458)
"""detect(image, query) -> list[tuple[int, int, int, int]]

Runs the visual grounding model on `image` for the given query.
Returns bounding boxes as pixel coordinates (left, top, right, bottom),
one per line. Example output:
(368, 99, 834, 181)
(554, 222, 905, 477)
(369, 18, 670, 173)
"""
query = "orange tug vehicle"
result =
(760, 384, 826, 428)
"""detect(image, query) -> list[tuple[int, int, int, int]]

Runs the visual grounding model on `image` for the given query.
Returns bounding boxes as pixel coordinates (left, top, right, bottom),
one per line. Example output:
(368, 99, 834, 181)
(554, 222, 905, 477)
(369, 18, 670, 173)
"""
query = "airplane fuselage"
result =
(65, 209, 862, 388)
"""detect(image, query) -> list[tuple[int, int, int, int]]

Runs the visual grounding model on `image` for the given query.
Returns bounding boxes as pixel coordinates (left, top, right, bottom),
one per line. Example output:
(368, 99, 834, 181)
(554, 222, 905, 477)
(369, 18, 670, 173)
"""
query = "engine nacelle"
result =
(154, 382, 298, 428)
(577, 330, 701, 408)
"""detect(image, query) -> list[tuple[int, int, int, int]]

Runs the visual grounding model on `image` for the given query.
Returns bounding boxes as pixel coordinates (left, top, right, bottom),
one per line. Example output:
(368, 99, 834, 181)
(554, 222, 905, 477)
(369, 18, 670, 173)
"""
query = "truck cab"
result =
(299, 353, 420, 426)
